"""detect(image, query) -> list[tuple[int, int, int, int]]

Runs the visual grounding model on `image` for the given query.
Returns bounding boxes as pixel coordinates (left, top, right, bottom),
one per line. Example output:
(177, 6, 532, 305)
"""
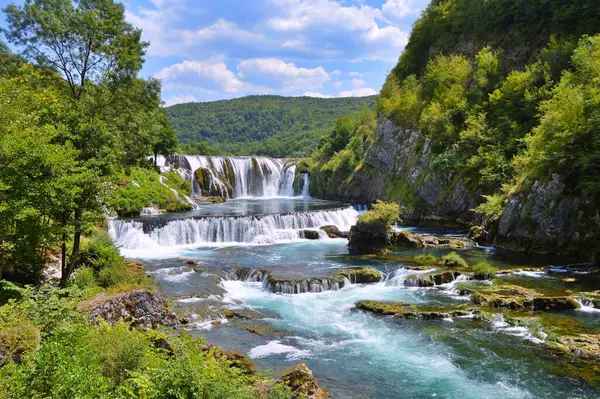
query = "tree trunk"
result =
(60, 210, 81, 287)
(154, 151, 158, 169)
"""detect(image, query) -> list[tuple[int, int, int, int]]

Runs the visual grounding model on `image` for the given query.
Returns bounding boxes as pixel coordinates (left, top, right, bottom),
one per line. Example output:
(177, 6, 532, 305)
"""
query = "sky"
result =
(0, 0, 430, 105)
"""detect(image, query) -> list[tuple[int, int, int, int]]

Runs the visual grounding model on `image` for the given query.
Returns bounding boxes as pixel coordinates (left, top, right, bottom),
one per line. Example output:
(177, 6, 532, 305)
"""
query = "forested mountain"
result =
(310, 0, 600, 257)
(166, 95, 375, 157)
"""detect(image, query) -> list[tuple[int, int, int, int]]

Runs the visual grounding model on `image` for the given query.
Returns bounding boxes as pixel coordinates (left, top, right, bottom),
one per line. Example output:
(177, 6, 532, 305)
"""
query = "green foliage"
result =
(108, 167, 192, 217)
(376, 74, 422, 129)
(167, 95, 375, 157)
(522, 35, 600, 200)
(474, 194, 506, 224)
(441, 252, 468, 268)
(79, 231, 123, 273)
(472, 262, 498, 280)
(0, 301, 40, 366)
(359, 201, 401, 227)
(73, 267, 97, 290)
(0, 280, 29, 305)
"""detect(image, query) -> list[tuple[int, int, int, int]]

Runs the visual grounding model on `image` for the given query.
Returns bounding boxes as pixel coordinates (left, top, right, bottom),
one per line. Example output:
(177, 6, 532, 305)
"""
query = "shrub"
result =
(0, 280, 29, 305)
(441, 252, 468, 268)
(0, 303, 41, 366)
(79, 231, 124, 273)
(472, 262, 498, 280)
(73, 267, 97, 290)
(359, 200, 401, 227)
(473, 194, 506, 224)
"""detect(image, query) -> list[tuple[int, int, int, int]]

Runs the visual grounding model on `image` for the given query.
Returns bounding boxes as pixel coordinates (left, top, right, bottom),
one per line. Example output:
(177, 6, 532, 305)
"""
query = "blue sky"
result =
(0, 0, 430, 105)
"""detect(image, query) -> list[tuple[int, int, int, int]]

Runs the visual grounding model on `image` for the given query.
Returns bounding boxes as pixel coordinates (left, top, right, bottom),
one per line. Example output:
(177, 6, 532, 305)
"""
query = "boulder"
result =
(81, 290, 181, 331)
(279, 363, 331, 399)
(391, 231, 425, 248)
(301, 230, 321, 240)
(348, 221, 392, 251)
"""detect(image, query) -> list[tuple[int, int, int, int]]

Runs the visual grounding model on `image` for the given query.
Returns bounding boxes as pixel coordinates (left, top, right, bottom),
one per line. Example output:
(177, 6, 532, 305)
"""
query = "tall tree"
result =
(4, 0, 148, 285)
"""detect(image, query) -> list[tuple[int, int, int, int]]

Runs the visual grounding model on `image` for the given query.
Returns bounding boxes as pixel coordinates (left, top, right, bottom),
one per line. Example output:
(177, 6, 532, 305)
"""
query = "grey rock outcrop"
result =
(84, 290, 181, 331)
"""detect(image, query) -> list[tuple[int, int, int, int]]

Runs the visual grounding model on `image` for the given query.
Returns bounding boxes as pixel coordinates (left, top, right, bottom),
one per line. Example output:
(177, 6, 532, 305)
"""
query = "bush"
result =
(0, 303, 40, 366)
(79, 231, 123, 273)
(472, 262, 498, 280)
(359, 200, 401, 227)
(0, 280, 29, 305)
(441, 252, 468, 268)
(73, 267, 97, 290)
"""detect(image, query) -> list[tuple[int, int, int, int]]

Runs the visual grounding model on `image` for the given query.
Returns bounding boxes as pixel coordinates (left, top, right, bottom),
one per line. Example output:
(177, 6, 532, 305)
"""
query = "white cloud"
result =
(268, 0, 381, 32)
(302, 91, 333, 98)
(382, 0, 419, 20)
(163, 94, 197, 107)
(339, 87, 377, 97)
(237, 58, 330, 91)
(362, 25, 409, 48)
(184, 19, 265, 46)
(333, 81, 343, 88)
(332, 69, 341, 76)
(155, 60, 244, 93)
(351, 78, 366, 88)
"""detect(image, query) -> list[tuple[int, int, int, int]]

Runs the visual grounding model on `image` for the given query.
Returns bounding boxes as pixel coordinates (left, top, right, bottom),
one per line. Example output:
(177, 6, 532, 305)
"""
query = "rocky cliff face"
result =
(312, 118, 598, 257)
(494, 175, 600, 256)
(312, 118, 480, 225)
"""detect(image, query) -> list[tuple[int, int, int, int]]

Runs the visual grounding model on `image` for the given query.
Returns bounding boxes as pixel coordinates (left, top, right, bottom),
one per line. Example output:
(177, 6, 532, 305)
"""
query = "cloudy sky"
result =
(1, 0, 430, 105)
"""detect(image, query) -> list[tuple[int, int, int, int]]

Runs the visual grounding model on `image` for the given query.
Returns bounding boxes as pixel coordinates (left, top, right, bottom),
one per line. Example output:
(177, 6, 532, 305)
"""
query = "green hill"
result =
(166, 95, 376, 157)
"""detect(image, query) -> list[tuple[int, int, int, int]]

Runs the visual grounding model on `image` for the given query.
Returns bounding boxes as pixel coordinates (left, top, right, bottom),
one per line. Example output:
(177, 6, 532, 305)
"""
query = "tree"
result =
(0, 65, 79, 282)
(4, 0, 148, 286)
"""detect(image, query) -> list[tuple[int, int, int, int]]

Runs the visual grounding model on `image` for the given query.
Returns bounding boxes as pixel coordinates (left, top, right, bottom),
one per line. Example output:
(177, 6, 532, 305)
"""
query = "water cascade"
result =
(301, 174, 310, 198)
(109, 207, 358, 249)
(163, 155, 302, 199)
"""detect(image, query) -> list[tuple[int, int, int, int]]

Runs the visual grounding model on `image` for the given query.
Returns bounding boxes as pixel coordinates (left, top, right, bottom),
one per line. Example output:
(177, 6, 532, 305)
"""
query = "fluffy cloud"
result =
(163, 94, 197, 107)
(237, 58, 330, 91)
(183, 19, 265, 46)
(351, 78, 366, 88)
(339, 87, 377, 97)
(155, 60, 244, 93)
(302, 91, 333, 98)
(382, 0, 420, 20)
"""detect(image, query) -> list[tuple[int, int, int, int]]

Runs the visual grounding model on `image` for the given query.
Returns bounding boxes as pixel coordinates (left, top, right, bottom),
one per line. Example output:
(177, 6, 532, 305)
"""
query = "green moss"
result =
(441, 252, 468, 267)
(337, 267, 382, 284)
(472, 262, 498, 280)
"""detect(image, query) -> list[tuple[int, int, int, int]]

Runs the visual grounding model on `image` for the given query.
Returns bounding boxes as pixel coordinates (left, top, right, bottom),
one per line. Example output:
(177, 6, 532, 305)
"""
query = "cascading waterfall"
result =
(165, 155, 300, 199)
(109, 207, 358, 249)
(301, 173, 310, 198)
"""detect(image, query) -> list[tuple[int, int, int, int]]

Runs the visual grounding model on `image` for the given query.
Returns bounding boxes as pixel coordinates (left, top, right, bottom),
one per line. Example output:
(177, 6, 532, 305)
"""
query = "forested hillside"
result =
(167, 95, 375, 157)
(311, 0, 600, 257)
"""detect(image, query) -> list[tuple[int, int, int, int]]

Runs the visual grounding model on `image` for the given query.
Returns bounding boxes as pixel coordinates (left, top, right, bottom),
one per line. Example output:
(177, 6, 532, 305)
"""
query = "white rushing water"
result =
(159, 155, 302, 199)
(109, 207, 358, 256)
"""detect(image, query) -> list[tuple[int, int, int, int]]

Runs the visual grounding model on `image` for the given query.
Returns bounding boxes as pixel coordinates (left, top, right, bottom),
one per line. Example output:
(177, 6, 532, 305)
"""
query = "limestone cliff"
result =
(494, 175, 600, 256)
(311, 118, 480, 225)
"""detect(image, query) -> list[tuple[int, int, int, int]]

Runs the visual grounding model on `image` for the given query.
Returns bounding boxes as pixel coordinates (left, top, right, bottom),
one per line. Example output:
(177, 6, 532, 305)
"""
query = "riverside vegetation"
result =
(0, 0, 301, 397)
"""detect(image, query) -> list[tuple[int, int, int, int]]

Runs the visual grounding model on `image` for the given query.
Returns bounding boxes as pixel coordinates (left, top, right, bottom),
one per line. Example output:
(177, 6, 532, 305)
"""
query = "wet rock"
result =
(356, 300, 474, 319)
(320, 225, 348, 238)
(223, 308, 263, 320)
(403, 271, 460, 287)
(471, 285, 581, 311)
(348, 221, 392, 250)
(545, 334, 600, 361)
(279, 363, 331, 399)
(337, 267, 382, 283)
(243, 324, 286, 337)
(301, 229, 321, 240)
(392, 231, 425, 248)
(80, 290, 181, 331)
(193, 195, 226, 203)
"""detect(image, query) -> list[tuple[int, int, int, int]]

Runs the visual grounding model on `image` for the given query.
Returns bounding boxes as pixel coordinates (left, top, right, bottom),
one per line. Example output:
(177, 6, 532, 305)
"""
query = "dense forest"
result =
(167, 95, 375, 157)
(311, 0, 600, 255)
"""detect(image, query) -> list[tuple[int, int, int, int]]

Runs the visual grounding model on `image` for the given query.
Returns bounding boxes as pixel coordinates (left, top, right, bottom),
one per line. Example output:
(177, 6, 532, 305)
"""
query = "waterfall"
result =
(165, 155, 300, 199)
(109, 207, 358, 249)
(301, 173, 310, 198)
